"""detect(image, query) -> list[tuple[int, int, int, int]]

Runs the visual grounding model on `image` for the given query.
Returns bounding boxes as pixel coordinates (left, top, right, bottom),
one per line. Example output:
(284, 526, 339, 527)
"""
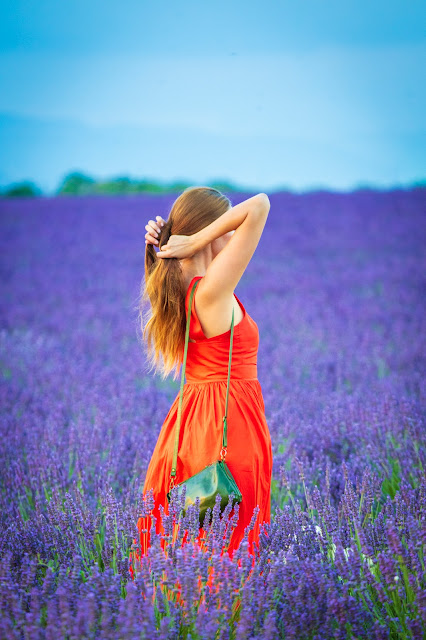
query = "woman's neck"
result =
(180, 247, 213, 290)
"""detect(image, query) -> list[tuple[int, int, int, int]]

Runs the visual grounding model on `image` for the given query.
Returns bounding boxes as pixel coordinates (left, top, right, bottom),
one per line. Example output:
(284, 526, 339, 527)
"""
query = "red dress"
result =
(132, 275, 273, 569)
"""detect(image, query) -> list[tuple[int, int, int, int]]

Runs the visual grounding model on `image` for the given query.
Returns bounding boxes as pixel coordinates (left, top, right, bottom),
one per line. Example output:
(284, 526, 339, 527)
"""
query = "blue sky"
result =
(0, 0, 425, 193)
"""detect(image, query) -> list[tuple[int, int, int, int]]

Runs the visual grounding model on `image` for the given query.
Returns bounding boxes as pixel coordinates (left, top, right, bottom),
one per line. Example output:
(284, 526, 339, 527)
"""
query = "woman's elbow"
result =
(256, 193, 270, 215)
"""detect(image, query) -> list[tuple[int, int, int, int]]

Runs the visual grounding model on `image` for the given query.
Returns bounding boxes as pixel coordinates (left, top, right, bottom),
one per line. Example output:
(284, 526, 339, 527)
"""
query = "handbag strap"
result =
(169, 278, 234, 491)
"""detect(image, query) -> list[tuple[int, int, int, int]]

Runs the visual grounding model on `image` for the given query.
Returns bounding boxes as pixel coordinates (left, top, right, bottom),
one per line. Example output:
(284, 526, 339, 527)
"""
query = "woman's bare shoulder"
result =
(194, 278, 243, 339)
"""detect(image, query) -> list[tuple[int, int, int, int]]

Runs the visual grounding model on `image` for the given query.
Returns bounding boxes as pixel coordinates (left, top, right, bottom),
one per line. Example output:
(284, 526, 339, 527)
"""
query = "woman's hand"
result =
(145, 216, 166, 246)
(157, 234, 198, 259)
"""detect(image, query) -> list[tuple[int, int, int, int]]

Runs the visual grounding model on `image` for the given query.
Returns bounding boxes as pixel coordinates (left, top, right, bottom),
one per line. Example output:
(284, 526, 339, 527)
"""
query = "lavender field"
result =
(0, 188, 425, 639)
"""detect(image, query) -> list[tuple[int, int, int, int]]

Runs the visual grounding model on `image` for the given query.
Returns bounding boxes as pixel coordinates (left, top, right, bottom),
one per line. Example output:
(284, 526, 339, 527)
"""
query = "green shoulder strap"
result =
(169, 278, 235, 487)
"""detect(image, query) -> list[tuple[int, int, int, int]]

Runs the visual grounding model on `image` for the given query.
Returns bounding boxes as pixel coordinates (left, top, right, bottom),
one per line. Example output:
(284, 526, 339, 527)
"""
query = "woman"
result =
(133, 186, 273, 568)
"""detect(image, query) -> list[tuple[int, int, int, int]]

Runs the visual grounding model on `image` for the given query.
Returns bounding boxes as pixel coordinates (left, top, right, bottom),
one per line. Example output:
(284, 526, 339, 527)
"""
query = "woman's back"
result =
(184, 275, 259, 383)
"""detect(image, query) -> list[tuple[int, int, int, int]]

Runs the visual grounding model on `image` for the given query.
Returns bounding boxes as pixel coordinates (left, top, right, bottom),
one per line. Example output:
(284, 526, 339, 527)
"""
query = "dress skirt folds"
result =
(131, 276, 273, 572)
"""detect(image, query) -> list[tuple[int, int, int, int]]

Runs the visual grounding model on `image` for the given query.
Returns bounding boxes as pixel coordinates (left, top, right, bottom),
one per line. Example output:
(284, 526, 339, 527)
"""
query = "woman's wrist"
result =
(192, 226, 211, 253)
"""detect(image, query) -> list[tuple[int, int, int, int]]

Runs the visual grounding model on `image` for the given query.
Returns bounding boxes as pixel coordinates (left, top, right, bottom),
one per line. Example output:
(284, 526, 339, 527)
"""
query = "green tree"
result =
(1, 181, 43, 197)
(56, 171, 96, 195)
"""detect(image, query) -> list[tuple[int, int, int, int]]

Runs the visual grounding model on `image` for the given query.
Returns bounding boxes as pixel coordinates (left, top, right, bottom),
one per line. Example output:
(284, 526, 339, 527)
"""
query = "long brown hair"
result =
(138, 186, 232, 380)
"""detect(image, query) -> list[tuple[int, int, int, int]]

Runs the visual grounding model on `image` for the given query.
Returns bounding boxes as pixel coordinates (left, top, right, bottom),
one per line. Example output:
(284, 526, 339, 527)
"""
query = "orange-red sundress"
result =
(132, 275, 273, 571)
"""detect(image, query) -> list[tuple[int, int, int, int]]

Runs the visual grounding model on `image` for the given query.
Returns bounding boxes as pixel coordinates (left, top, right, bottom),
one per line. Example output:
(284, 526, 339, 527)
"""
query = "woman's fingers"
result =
(156, 235, 194, 259)
(145, 216, 166, 245)
(145, 220, 161, 235)
(145, 230, 158, 244)
(146, 217, 166, 234)
(157, 242, 172, 258)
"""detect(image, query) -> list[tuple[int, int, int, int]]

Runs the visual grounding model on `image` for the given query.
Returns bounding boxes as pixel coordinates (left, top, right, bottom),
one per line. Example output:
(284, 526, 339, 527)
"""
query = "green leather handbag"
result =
(166, 278, 243, 528)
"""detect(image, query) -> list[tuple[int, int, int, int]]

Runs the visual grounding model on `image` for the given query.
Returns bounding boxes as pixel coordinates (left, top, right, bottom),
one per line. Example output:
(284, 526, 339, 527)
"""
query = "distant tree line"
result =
(1, 172, 425, 198)
(0, 171, 242, 198)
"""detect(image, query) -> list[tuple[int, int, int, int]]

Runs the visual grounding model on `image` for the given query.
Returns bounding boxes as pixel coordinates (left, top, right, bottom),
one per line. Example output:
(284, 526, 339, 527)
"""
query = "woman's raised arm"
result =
(194, 193, 270, 303)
